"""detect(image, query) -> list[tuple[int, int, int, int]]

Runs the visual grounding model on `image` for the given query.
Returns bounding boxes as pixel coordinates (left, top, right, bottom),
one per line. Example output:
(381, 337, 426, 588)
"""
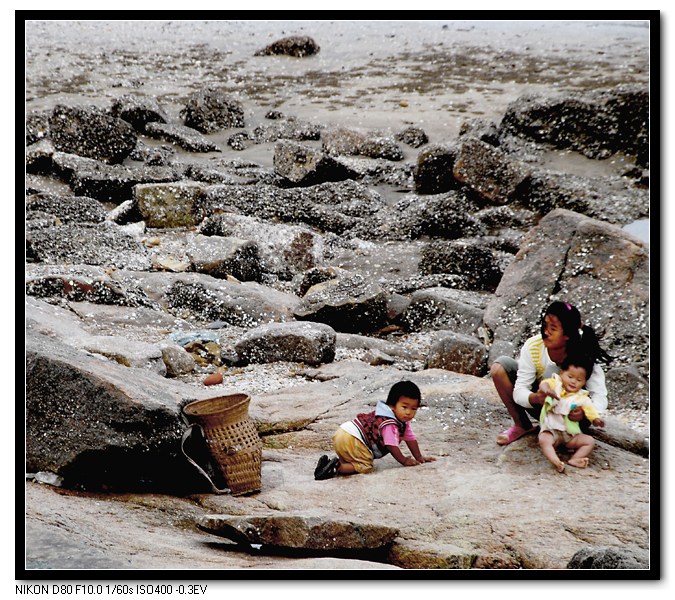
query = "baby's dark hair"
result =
(560, 352, 595, 380)
(541, 301, 612, 364)
(386, 380, 422, 406)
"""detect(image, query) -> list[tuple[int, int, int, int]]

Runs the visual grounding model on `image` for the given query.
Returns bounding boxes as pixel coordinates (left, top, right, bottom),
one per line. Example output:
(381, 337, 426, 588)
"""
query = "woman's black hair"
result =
(541, 301, 612, 364)
(386, 381, 422, 406)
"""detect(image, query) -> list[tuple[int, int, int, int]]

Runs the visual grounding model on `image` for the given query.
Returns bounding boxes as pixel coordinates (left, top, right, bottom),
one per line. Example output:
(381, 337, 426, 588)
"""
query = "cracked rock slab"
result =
(198, 515, 399, 550)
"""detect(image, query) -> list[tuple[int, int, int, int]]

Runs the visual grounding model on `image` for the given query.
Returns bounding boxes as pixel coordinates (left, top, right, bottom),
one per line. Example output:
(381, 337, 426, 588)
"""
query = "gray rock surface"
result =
(25, 358, 649, 569)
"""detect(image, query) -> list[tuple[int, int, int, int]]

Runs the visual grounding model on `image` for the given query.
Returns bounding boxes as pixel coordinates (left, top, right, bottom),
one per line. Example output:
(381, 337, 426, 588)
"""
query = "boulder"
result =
(70, 299, 193, 338)
(605, 365, 649, 411)
(518, 170, 649, 225)
(26, 222, 151, 271)
(79, 335, 167, 376)
(144, 122, 222, 152)
(226, 131, 251, 151)
(452, 137, 531, 205)
(47, 151, 177, 202)
(293, 272, 389, 333)
(25, 327, 215, 492)
(483, 209, 649, 366)
(25, 264, 155, 307)
(273, 141, 354, 186)
(186, 234, 262, 282)
(129, 141, 176, 166)
(254, 36, 320, 57)
(181, 164, 238, 185)
(199, 213, 329, 280)
(425, 331, 489, 376)
(413, 143, 460, 194)
(336, 333, 424, 363)
(567, 546, 650, 569)
(474, 205, 536, 230)
(251, 116, 322, 143)
(332, 155, 415, 187)
(301, 179, 385, 217)
(48, 104, 137, 164)
(395, 125, 429, 148)
(25, 139, 57, 175)
(199, 514, 397, 550)
(204, 182, 362, 235)
(322, 126, 404, 161)
(401, 287, 488, 334)
(387, 540, 476, 569)
(296, 266, 348, 297)
(135, 182, 208, 228)
(110, 95, 169, 132)
(234, 321, 337, 366)
(499, 85, 649, 162)
(418, 239, 503, 291)
(180, 88, 245, 133)
(26, 192, 107, 224)
(375, 192, 485, 241)
(26, 109, 51, 146)
(154, 272, 301, 327)
(458, 117, 501, 146)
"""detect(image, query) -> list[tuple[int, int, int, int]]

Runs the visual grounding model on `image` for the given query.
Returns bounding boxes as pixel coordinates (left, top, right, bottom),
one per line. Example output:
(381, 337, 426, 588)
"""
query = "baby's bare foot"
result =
(568, 457, 589, 468)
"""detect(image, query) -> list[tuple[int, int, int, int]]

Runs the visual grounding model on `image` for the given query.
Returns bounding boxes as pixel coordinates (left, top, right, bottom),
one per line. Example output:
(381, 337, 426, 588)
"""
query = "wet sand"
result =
(24, 19, 650, 166)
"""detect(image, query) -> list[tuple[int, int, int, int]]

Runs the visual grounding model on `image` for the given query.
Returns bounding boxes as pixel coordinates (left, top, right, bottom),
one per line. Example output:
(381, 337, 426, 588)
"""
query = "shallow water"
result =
(24, 19, 650, 143)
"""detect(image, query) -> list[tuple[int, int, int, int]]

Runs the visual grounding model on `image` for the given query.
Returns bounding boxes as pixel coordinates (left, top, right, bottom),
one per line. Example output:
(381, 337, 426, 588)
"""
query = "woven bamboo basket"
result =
(182, 394, 262, 496)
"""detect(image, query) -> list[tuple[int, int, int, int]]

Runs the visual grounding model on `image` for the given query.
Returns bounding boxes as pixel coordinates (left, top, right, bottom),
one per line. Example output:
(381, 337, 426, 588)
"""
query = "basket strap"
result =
(180, 424, 231, 495)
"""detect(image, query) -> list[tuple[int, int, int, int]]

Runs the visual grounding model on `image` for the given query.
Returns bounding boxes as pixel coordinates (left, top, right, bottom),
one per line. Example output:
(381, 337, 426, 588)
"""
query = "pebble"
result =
(203, 372, 223, 386)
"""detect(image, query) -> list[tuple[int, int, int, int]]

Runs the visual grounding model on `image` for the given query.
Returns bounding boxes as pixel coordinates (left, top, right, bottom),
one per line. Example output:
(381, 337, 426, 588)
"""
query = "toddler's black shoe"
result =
(314, 455, 329, 478)
(314, 457, 339, 480)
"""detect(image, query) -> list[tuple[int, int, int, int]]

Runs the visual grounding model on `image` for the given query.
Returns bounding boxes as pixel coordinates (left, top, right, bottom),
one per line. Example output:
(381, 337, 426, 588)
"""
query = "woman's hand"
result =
(538, 382, 558, 400)
(568, 407, 585, 422)
(529, 390, 549, 406)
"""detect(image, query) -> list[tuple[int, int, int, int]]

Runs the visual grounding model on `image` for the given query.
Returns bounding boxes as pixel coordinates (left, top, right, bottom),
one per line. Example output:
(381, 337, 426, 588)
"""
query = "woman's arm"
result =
(513, 339, 541, 408)
(585, 364, 608, 412)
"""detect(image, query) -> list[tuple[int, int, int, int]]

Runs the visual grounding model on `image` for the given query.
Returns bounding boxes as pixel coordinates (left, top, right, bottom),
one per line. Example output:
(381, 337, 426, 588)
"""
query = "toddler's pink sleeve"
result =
(402, 422, 417, 441)
(382, 423, 417, 446)
(381, 424, 400, 446)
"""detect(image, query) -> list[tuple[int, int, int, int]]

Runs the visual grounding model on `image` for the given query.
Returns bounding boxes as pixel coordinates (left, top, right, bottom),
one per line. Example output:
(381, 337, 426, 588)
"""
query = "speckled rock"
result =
(48, 104, 137, 164)
(27, 222, 151, 271)
(180, 87, 245, 133)
(293, 272, 389, 333)
(254, 36, 320, 57)
(452, 137, 532, 205)
(135, 182, 208, 228)
(425, 331, 489, 377)
(235, 321, 336, 366)
(144, 122, 222, 153)
(186, 234, 262, 282)
(199, 514, 398, 549)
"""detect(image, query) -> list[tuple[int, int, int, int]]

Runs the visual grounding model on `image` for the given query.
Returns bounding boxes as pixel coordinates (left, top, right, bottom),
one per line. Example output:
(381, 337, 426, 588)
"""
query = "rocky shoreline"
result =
(24, 20, 650, 573)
